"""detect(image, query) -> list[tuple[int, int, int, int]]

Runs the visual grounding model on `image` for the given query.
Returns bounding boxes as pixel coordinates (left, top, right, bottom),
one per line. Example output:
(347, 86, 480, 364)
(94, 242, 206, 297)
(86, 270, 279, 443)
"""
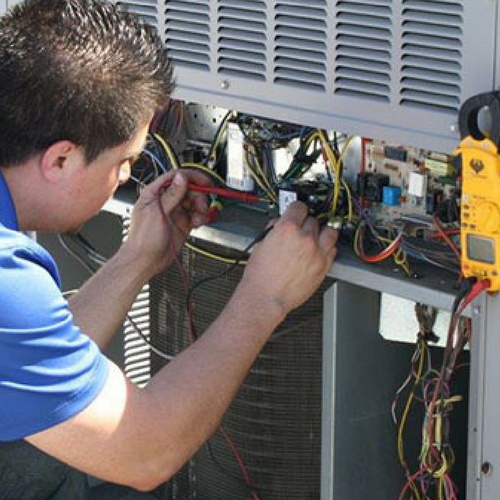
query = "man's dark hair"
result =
(0, 0, 173, 166)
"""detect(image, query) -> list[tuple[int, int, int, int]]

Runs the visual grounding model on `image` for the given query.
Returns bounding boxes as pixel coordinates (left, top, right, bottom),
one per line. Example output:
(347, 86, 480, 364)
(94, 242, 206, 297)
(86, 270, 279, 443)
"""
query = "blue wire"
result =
(143, 148, 168, 173)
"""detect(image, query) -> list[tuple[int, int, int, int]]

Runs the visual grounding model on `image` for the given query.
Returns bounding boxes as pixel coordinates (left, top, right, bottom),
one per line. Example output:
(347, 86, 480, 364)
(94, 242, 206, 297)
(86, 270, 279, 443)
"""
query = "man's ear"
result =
(38, 140, 81, 184)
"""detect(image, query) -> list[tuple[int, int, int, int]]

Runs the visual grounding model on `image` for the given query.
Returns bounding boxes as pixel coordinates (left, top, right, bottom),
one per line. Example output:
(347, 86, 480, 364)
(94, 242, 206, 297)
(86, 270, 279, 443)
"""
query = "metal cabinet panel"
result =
(117, 0, 500, 153)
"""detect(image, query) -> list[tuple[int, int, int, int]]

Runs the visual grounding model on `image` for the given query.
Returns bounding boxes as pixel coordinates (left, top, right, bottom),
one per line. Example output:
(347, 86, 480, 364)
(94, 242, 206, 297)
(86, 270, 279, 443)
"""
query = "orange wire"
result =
(357, 225, 402, 263)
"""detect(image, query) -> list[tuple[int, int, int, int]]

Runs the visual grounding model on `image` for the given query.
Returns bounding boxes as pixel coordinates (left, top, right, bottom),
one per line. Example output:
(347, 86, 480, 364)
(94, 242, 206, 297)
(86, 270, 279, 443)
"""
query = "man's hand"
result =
(238, 202, 338, 319)
(123, 170, 211, 278)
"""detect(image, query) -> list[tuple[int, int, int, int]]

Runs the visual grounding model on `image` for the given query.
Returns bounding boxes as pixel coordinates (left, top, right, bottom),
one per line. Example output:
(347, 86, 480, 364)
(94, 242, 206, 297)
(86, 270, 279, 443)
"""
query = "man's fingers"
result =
(139, 170, 175, 199)
(278, 201, 309, 227)
(181, 169, 213, 187)
(160, 173, 188, 214)
(318, 227, 339, 257)
(189, 191, 209, 215)
(302, 217, 319, 239)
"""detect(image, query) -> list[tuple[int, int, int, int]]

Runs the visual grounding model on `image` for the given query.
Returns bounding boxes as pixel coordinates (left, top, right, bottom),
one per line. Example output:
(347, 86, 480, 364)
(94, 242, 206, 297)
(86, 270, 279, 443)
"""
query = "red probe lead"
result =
(161, 179, 263, 203)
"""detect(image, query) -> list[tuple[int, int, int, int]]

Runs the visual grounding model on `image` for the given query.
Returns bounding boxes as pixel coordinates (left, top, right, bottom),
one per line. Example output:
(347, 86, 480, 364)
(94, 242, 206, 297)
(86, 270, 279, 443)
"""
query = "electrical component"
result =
(457, 91, 500, 291)
(356, 172, 371, 197)
(384, 146, 407, 163)
(226, 122, 255, 192)
(408, 172, 427, 198)
(365, 173, 390, 202)
(426, 189, 443, 215)
(382, 186, 401, 206)
(424, 158, 454, 177)
(277, 180, 340, 218)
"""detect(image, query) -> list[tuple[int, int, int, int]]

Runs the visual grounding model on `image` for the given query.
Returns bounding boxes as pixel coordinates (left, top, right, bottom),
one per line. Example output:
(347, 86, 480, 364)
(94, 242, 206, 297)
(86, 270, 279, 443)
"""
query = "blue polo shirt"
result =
(0, 168, 109, 441)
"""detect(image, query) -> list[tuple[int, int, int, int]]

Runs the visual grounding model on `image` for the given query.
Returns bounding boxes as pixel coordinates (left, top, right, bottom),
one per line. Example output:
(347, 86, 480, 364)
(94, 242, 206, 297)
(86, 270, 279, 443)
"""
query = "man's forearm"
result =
(68, 243, 152, 349)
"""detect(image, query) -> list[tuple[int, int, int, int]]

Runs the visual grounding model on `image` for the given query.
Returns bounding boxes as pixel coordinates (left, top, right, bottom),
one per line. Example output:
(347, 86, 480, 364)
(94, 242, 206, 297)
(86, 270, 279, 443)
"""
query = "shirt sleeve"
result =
(0, 244, 109, 441)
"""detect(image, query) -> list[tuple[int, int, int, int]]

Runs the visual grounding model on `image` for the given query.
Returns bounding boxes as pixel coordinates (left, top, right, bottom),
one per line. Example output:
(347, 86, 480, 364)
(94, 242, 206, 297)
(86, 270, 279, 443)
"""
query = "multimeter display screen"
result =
(467, 234, 495, 264)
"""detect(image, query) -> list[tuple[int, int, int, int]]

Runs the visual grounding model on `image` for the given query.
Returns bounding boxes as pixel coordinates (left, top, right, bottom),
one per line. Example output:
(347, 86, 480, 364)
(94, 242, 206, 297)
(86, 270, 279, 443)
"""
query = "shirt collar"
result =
(0, 168, 19, 231)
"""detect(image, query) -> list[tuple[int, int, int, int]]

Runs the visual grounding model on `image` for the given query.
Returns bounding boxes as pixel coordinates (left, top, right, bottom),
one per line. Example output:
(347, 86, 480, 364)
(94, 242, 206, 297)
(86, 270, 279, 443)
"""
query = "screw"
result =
(220, 80, 229, 90)
(481, 462, 493, 476)
(450, 124, 457, 133)
(473, 306, 481, 316)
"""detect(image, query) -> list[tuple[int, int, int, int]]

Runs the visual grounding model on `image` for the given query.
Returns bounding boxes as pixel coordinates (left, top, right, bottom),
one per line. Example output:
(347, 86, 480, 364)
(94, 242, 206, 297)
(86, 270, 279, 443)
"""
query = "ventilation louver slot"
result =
(334, 0, 392, 102)
(217, 0, 267, 82)
(165, 0, 210, 71)
(273, 1, 327, 91)
(117, 0, 158, 28)
(400, 0, 463, 114)
(121, 217, 151, 388)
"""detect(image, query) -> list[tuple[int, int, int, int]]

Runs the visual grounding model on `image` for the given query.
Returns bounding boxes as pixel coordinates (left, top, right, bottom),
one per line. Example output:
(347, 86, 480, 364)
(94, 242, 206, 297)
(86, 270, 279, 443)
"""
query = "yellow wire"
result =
(394, 248, 411, 276)
(397, 339, 425, 500)
(185, 242, 248, 265)
(353, 223, 361, 257)
(153, 133, 180, 170)
(180, 162, 227, 185)
(317, 130, 341, 214)
(438, 477, 444, 500)
(208, 122, 229, 168)
(244, 153, 277, 202)
(247, 144, 275, 195)
(341, 179, 353, 223)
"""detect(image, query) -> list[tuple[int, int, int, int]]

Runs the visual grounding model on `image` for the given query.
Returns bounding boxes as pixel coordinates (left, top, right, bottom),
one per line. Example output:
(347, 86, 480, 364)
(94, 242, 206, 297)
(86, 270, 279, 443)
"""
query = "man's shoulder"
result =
(0, 223, 30, 249)
(0, 224, 60, 284)
(0, 224, 55, 268)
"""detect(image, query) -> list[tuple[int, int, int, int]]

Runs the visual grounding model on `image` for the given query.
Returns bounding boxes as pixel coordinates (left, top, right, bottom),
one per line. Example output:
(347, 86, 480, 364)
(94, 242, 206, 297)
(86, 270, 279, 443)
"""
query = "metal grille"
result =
(399, 0, 463, 114)
(113, 0, 496, 151)
(122, 217, 152, 387)
(165, 0, 211, 71)
(218, 0, 268, 82)
(149, 239, 331, 500)
(274, 1, 327, 91)
(334, 0, 392, 102)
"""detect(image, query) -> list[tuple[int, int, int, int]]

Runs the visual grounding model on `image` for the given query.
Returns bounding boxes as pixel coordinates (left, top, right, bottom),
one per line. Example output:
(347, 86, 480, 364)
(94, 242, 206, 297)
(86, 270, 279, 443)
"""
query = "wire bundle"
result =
(394, 280, 489, 500)
(353, 219, 410, 275)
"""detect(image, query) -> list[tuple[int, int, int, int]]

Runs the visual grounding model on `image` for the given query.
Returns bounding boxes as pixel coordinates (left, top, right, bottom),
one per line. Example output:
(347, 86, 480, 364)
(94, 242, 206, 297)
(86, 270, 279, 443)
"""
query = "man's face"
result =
(62, 121, 150, 233)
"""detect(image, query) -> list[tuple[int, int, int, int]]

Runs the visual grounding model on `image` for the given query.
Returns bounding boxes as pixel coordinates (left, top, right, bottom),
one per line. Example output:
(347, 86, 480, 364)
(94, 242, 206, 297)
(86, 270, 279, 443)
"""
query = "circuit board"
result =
(363, 140, 458, 227)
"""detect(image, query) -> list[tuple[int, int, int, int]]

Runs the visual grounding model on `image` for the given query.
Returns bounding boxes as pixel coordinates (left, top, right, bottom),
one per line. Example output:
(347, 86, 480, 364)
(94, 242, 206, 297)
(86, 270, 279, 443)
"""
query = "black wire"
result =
(59, 232, 171, 360)
(186, 226, 272, 340)
(205, 110, 232, 167)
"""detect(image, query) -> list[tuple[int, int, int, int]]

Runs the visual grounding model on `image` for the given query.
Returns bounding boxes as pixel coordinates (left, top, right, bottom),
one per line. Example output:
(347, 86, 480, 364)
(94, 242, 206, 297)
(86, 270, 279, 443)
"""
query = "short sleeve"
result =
(0, 243, 109, 441)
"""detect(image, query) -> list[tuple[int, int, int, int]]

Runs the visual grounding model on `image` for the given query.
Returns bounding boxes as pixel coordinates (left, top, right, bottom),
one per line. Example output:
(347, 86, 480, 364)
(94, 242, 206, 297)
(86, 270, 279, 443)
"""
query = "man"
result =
(0, 0, 338, 497)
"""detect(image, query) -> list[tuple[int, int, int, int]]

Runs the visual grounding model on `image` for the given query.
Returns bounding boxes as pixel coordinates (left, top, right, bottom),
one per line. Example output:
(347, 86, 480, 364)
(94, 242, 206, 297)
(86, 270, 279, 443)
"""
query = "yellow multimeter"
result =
(457, 91, 500, 291)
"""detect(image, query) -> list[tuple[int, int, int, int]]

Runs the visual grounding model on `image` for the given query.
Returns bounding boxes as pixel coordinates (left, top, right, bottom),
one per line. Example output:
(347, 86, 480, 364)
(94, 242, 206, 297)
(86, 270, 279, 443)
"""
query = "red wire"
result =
(156, 186, 262, 499)
(433, 217, 461, 262)
(429, 229, 460, 239)
(397, 468, 427, 500)
(220, 426, 261, 500)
